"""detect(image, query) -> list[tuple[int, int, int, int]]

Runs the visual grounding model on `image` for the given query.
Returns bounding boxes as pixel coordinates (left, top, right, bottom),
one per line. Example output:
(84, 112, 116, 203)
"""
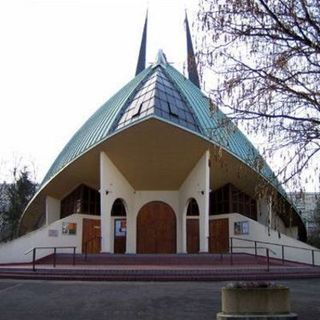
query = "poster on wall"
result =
(48, 229, 58, 237)
(62, 222, 77, 235)
(115, 219, 126, 237)
(234, 221, 249, 235)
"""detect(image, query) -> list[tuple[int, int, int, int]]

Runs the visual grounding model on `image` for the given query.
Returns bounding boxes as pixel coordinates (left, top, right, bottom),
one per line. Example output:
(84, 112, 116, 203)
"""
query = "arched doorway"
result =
(137, 201, 176, 254)
(111, 198, 127, 254)
(186, 198, 199, 253)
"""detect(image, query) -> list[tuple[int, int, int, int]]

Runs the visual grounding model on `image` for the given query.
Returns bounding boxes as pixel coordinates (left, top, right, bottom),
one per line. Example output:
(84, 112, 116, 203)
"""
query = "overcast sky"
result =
(0, 0, 199, 183)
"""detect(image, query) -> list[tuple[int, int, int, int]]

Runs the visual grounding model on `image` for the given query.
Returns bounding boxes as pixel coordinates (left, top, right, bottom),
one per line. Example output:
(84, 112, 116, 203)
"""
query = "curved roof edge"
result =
(41, 66, 153, 187)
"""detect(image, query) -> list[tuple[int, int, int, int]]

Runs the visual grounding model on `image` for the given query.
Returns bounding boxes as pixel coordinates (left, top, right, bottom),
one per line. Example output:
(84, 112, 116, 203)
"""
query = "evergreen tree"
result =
(1, 167, 37, 240)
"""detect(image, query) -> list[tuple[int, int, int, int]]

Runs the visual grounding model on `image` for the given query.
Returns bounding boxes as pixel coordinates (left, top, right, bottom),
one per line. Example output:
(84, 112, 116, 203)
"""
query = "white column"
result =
(199, 150, 210, 253)
(181, 207, 187, 254)
(179, 150, 210, 253)
(100, 151, 134, 253)
(100, 151, 112, 253)
(126, 211, 135, 253)
(45, 196, 61, 225)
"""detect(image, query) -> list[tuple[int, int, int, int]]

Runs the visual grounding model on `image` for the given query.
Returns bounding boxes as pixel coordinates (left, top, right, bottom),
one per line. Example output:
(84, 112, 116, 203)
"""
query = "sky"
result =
(0, 0, 199, 183)
(0, 0, 318, 193)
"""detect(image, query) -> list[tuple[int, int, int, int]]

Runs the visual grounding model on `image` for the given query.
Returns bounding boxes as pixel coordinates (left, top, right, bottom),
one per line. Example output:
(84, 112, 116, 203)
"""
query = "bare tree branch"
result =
(197, 0, 320, 190)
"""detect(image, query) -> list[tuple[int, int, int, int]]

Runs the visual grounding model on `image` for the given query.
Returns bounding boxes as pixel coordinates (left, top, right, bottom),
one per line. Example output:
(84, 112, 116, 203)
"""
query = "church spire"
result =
(135, 11, 148, 76)
(185, 11, 200, 88)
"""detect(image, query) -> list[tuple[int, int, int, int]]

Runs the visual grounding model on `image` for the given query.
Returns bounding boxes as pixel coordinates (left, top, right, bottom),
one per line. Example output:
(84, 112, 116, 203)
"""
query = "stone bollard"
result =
(216, 282, 298, 320)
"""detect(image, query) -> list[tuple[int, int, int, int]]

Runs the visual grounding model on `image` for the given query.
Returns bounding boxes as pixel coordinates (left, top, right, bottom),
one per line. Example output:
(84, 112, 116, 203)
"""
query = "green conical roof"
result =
(41, 51, 281, 195)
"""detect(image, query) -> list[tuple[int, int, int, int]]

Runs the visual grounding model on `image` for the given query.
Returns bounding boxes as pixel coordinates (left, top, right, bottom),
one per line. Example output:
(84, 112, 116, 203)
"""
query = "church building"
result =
(0, 13, 312, 264)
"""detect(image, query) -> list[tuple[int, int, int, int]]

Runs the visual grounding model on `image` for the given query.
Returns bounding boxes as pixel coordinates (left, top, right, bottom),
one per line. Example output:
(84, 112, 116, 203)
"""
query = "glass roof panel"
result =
(113, 66, 201, 133)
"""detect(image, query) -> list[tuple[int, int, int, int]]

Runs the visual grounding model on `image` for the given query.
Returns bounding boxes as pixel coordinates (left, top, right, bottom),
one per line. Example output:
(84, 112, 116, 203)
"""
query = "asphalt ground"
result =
(0, 279, 318, 320)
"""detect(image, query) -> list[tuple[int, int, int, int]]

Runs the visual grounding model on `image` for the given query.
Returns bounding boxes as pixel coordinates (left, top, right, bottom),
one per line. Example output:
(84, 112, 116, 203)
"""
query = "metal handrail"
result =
(231, 245, 277, 256)
(230, 236, 320, 267)
(231, 236, 320, 252)
(229, 243, 275, 271)
(25, 246, 77, 271)
(84, 236, 101, 261)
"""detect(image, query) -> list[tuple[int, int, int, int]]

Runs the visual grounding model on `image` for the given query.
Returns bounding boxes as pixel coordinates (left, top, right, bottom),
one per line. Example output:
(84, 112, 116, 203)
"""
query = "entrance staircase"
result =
(0, 253, 320, 281)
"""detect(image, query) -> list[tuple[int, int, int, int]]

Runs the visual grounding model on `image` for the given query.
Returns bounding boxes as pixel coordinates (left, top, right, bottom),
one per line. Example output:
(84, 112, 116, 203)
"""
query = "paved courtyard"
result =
(0, 278, 319, 319)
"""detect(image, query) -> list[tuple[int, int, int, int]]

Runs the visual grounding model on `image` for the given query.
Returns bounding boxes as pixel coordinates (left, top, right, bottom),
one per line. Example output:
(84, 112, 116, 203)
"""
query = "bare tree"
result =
(197, 0, 320, 189)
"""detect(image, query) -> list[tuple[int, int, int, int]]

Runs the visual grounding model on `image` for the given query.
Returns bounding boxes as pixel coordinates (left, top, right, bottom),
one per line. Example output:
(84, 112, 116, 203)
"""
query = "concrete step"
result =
(0, 266, 320, 282)
(1, 253, 318, 282)
(36, 253, 303, 267)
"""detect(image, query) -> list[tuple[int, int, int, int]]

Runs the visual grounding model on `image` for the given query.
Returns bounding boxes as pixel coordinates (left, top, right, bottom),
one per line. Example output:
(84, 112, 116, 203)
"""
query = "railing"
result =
(208, 236, 274, 271)
(230, 237, 320, 267)
(229, 244, 275, 271)
(25, 246, 77, 272)
(84, 236, 102, 261)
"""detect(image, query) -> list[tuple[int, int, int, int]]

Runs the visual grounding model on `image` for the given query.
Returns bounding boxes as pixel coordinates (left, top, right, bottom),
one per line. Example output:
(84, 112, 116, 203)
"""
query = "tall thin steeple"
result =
(185, 11, 200, 88)
(135, 11, 148, 76)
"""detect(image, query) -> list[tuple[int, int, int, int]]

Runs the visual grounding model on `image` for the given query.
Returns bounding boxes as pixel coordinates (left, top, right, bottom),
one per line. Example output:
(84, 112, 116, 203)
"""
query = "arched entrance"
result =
(186, 198, 199, 253)
(111, 198, 127, 254)
(137, 201, 176, 254)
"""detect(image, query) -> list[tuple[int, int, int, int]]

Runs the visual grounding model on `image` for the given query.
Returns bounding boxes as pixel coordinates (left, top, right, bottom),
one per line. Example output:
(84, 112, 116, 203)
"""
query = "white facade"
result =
(99, 150, 210, 254)
(46, 196, 61, 225)
(0, 214, 99, 264)
(0, 148, 314, 265)
(0, 211, 318, 265)
(226, 213, 318, 265)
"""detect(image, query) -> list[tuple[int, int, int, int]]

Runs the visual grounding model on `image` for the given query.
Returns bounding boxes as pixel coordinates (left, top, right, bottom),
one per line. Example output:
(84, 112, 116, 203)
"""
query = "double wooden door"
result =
(137, 201, 176, 254)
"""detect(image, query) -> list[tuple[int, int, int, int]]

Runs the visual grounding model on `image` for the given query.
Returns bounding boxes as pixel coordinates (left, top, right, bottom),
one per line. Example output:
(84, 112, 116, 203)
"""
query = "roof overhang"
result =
(20, 117, 306, 237)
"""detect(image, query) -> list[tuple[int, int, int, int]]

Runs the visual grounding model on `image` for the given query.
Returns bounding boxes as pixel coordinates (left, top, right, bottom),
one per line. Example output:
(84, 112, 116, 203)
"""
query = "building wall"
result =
(179, 150, 210, 253)
(46, 196, 61, 225)
(100, 150, 210, 254)
(0, 214, 99, 264)
(99, 150, 303, 254)
(0, 211, 318, 265)
(1, 152, 313, 263)
(100, 151, 134, 253)
(220, 213, 319, 265)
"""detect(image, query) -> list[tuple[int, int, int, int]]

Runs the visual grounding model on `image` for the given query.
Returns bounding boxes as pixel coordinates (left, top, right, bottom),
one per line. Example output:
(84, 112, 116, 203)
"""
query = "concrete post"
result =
(100, 151, 112, 253)
(199, 150, 210, 253)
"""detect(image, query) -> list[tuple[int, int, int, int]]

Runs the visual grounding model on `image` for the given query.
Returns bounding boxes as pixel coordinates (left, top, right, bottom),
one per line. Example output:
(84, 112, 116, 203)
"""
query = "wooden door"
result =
(187, 219, 199, 253)
(137, 201, 176, 254)
(209, 218, 229, 253)
(114, 219, 126, 254)
(82, 219, 101, 254)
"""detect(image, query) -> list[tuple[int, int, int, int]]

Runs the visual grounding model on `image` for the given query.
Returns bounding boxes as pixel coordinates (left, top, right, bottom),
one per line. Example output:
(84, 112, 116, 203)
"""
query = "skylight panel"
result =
(132, 103, 143, 117)
(168, 102, 179, 117)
